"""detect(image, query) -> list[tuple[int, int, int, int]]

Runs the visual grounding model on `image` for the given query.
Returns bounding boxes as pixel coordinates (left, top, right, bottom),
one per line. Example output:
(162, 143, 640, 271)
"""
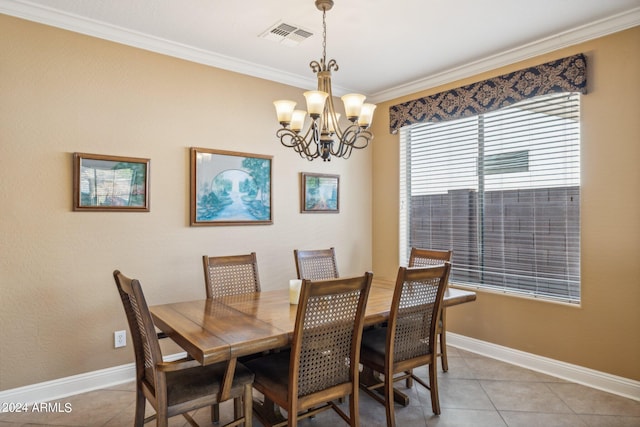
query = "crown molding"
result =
(368, 7, 640, 103)
(0, 0, 320, 90)
(1, 0, 638, 105)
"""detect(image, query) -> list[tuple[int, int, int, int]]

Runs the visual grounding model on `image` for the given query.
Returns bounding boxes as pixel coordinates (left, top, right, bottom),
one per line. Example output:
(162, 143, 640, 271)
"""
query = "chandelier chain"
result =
(321, 9, 327, 68)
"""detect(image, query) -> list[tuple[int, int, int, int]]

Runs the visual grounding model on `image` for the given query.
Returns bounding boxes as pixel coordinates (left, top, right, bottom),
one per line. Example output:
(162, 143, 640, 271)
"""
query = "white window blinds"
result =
(400, 92, 581, 303)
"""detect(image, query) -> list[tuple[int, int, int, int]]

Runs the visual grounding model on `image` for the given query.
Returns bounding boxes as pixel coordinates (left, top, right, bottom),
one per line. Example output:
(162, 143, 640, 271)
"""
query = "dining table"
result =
(150, 280, 476, 367)
(149, 279, 476, 425)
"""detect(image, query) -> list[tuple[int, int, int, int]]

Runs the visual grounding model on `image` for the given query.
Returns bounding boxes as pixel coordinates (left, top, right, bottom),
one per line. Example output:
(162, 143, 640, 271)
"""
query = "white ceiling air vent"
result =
(260, 21, 313, 47)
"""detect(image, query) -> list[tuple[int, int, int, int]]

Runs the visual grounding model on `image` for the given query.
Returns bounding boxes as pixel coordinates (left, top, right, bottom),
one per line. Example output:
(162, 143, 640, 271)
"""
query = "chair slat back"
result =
(408, 248, 453, 267)
(294, 247, 339, 280)
(203, 252, 261, 298)
(292, 273, 372, 398)
(389, 265, 450, 363)
(113, 270, 162, 389)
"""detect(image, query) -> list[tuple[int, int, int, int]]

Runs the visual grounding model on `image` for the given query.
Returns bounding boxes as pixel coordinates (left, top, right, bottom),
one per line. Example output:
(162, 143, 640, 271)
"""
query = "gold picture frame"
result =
(300, 172, 339, 213)
(190, 147, 273, 226)
(73, 152, 150, 212)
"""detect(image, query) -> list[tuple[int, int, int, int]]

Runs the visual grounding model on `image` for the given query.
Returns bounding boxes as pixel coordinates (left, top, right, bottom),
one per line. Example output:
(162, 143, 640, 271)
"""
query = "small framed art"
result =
(301, 172, 339, 213)
(190, 147, 273, 226)
(73, 152, 150, 212)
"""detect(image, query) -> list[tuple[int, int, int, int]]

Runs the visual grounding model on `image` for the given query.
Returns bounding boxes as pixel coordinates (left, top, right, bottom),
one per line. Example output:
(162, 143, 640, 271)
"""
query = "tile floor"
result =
(1, 347, 639, 426)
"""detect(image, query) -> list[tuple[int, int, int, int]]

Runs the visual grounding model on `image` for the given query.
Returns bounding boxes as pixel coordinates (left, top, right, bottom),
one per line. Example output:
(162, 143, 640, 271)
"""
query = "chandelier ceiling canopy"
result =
(273, 0, 376, 161)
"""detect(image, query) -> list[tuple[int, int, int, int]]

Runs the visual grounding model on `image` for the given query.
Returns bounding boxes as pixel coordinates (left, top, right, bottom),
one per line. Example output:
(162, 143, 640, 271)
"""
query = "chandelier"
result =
(273, 0, 376, 161)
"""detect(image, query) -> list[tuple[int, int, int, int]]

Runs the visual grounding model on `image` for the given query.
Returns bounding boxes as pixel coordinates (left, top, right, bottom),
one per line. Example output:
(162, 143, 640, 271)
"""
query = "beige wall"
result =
(0, 15, 372, 390)
(371, 26, 640, 381)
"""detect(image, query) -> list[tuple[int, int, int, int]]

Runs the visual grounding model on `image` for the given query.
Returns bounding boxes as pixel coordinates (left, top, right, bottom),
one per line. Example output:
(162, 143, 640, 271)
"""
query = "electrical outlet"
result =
(114, 330, 126, 348)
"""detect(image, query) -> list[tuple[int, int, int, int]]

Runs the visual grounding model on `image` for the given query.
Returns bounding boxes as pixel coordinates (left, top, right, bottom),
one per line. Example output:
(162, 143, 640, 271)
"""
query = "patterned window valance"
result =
(389, 53, 587, 134)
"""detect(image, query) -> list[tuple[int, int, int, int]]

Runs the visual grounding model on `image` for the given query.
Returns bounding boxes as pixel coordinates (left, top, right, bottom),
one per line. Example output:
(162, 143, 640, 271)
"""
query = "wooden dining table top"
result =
(150, 280, 476, 366)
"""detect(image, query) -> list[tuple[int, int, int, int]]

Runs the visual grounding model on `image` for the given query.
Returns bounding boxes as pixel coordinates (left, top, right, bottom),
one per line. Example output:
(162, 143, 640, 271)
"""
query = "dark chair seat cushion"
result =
(360, 326, 387, 368)
(244, 350, 291, 400)
(166, 361, 254, 407)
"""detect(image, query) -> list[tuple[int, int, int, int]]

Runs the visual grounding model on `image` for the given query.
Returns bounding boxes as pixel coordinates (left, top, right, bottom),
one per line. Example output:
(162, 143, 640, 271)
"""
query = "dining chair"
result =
(408, 247, 453, 372)
(203, 252, 261, 299)
(359, 264, 451, 427)
(293, 247, 339, 280)
(113, 270, 254, 427)
(245, 272, 373, 427)
(202, 252, 261, 422)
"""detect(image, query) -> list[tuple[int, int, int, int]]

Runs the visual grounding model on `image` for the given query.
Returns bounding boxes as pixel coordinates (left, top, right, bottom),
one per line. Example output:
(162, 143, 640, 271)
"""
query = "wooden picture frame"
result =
(190, 147, 273, 226)
(301, 172, 339, 213)
(73, 152, 150, 212)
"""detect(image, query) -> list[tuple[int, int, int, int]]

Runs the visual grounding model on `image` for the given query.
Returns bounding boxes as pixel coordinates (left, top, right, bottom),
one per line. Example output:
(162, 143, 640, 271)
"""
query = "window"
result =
(400, 92, 581, 303)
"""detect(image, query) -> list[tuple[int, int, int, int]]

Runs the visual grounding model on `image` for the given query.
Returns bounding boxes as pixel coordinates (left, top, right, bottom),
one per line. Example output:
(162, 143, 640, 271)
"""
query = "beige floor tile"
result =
(578, 414, 640, 426)
(0, 389, 133, 426)
(442, 344, 461, 358)
(427, 409, 508, 426)
(466, 357, 565, 382)
(548, 382, 640, 416)
(455, 348, 487, 359)
(438, 377, 495, 410)
(438, 356, 477, 379)
(481, 380, 573, 413)
(500, 410, 589, 426)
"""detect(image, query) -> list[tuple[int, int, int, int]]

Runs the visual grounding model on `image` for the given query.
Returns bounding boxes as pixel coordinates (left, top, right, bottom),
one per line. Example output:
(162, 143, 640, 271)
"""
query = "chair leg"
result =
(134, 389, 146, 427)
(404, 370, 413, 388)
(243, 383, 253, 427)
(211, 403, 220, 423)
(440, 308, 448, 372)
(429, 360, 441, 415)
(384, 370, 396, 427)
(440, 331, 448, 372)
(234, 397, 242, 421)
(288, 402, 298, 427)
(157, 410, 169, 427)
(349, 390, 359, 427)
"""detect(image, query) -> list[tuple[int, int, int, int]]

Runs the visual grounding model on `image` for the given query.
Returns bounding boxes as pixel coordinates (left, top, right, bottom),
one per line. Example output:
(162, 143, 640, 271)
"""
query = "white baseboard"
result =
(447, 332, 640, 401)
(0, 363, 136, 406)
(0, 352, 187, 406)
(2, 341, 638, 405)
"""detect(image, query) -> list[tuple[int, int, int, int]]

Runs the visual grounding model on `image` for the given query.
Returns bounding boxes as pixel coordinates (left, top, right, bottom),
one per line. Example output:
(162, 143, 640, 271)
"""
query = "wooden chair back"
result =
(407, 247, 453, 372)
(113, 270, 163, 392)
(408, 247, 452, 267)
(293, 247, 339, 280)
(388, 264, 451, 365)
(203, 252, 261, 299)
(291, 273, 372, 420)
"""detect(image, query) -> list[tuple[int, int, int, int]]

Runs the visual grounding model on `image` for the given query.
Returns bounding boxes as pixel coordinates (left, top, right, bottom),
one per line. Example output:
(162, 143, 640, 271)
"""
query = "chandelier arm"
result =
(336, 142, 352, 159)
(276, 127, 320, 160)
(310, 60, 322, 74)
(329, 126, 372, 158)
(298, 121, 323, 160)
(276, 127, 307, 148)
(357, 130, 374, 149)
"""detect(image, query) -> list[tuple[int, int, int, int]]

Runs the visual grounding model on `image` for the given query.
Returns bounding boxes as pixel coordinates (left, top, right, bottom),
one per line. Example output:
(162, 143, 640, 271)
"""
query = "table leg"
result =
(252, 396, 286, 427)
(360, 366, 410, 406)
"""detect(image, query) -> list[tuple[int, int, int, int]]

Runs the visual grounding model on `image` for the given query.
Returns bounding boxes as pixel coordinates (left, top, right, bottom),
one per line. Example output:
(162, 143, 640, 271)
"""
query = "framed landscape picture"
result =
(73, 152, 150, 212)
(190, 147, 273, 226)
(301, 172, 339, 213)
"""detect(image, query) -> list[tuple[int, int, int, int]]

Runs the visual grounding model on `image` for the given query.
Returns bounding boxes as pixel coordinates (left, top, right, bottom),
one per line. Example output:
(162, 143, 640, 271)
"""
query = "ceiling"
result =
(3, 0, 639, 102)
